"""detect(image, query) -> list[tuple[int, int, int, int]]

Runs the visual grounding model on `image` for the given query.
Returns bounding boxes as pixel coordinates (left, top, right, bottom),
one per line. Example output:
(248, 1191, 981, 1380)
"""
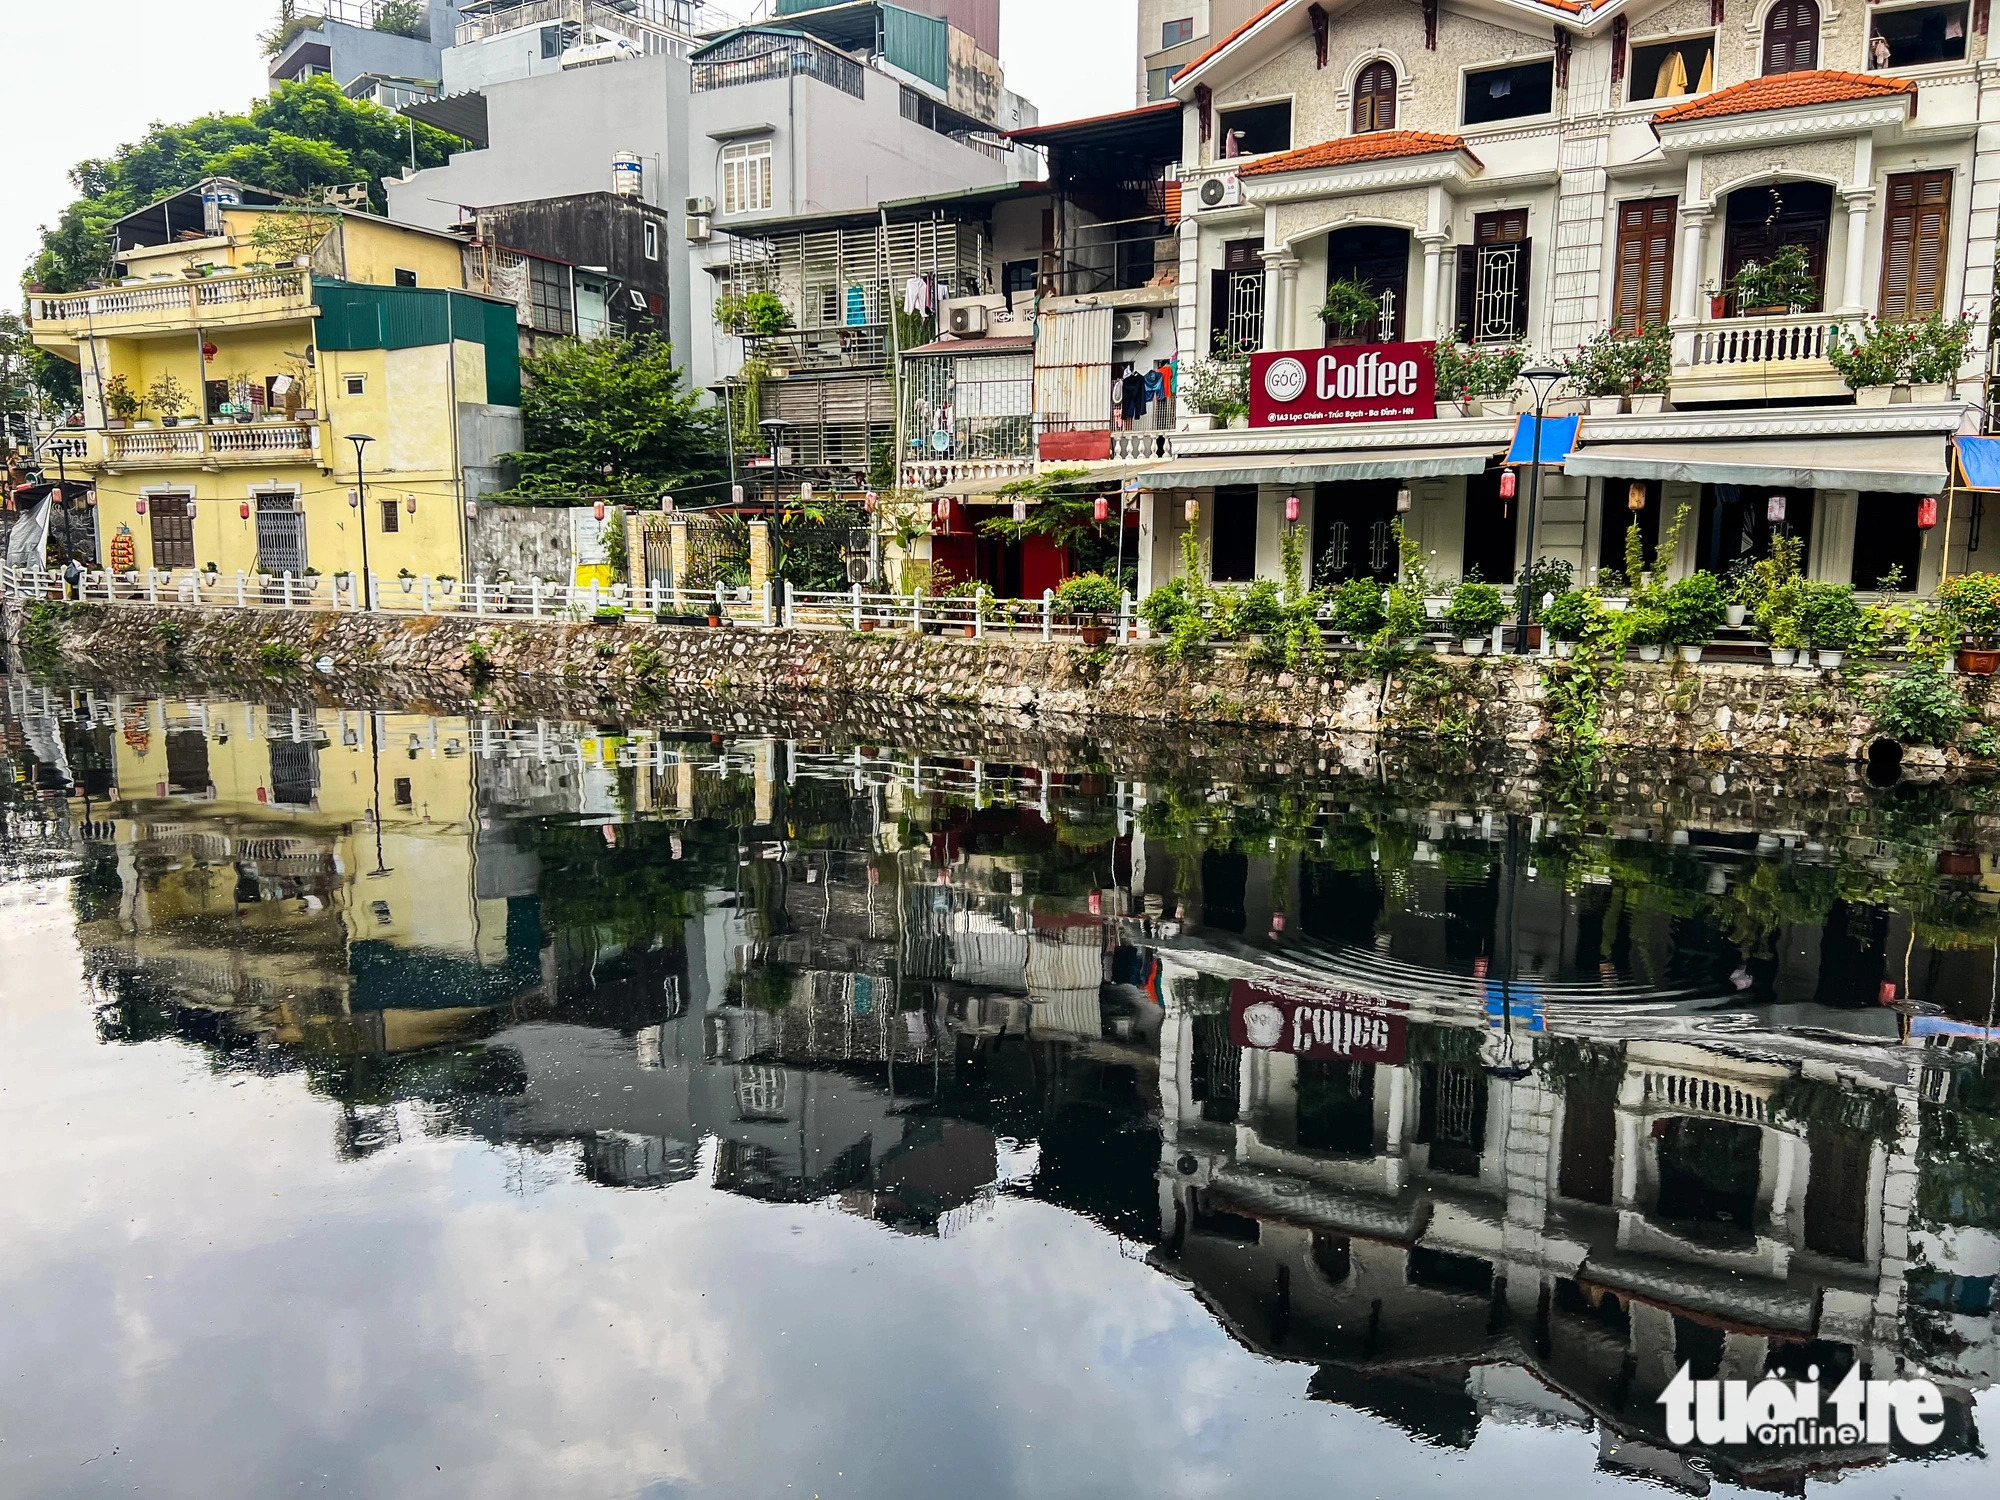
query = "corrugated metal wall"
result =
(1032, 305, 1114, 432)
(881, 4, 949, 90)
(310, 281, 521, 407)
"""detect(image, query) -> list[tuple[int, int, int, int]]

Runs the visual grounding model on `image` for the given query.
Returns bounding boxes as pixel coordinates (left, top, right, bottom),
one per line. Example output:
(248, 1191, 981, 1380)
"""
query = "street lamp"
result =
(347, 433, 375, 611)
(1512, 366, 1566, 654)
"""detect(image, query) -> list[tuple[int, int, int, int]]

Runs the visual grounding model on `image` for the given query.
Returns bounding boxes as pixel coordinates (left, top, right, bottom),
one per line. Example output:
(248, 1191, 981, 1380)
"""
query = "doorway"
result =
(1324, 225, 1410, 342)
(1461, 469, 1516, 583)
(1697, 485, 1815, 575)
(1804, 1129, 1870, 1261)
(254, 490, 307, 575)
(1722, 181, 1832, 314)
(1312, 480, 1400, 587)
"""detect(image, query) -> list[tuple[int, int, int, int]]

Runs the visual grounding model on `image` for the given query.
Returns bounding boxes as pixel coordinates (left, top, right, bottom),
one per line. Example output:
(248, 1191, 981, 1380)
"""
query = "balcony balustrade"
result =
(95, 422, 321, 468)
(30, 268, 315, 338)
(1670, 310, 1853, 403)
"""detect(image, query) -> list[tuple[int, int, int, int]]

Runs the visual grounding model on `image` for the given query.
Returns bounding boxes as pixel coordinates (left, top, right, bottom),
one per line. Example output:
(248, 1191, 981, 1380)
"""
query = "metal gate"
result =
(255, 491, 306, 575)
(640, 524, 674, 588)
(684, 510, 751, 591)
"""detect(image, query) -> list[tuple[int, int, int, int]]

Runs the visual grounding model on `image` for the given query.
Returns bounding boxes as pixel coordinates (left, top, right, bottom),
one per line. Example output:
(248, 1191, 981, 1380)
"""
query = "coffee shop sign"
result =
(1250, 341, 1435, 428)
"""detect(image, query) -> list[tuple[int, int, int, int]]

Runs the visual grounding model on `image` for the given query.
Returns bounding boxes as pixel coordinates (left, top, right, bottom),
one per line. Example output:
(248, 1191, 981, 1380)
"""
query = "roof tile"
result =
(1652, 69, 1913, 125)
(1236, 130, 1481, 177)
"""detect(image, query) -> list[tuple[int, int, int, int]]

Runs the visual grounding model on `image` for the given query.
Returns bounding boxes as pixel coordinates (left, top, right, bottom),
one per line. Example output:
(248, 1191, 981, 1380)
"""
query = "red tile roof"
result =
(1652, 69, 1913, 125)
(1237, 130, 1481, 177)
(1172, 0, 1579, 86)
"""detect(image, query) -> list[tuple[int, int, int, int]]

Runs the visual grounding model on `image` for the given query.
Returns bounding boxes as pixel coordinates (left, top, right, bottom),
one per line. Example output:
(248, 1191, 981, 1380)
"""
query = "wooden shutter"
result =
(1880, 170, 1953, 322)
(1353, 62, 1397, 133)
(149, 494, 195, 570)
(1762, 0, 1820, 74)
(1613, 197, 1677, 332)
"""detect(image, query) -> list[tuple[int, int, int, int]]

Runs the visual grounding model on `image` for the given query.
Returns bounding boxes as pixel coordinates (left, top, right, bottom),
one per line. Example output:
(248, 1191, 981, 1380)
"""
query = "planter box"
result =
(1587, 396, 1625, 416)
(1957, 646, 2000, 675)
(1628, 393, 1666, 415)
(1079, 622, 1110, 646)
(1635, 644, 1664, 662)
(1179, 413, 1215, 433)
(1938, 850, 1983, 878)
(1038, 429, 1113, 462)
(1908, 382, 1952, 404)
(1855, 385, 1896, 408)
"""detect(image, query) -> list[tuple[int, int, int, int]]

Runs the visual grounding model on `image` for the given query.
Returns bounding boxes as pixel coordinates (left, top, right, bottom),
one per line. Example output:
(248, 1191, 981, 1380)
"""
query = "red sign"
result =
(1249, 342, 1435, 428)
(1226, 978, 1407, 1063)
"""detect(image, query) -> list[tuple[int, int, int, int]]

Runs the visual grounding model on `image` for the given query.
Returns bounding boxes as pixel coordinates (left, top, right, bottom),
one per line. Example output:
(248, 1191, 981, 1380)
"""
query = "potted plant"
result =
(1937, 571, 2000, 674)
(1513, 556, 1573, 649)
(1432, 341, 1526, 417)
(943, 578, 990, 636)
(1904, 310, 1976, 402)
(1319, 277, 1382, 347)
(1383, 584, 1426, 651)
(1728, 246, 1816, 317)
(146, 372, 191, 428)
(1056, 572, 1122, 646)
(1798, 579, 1863, 667)
(1328, 576, 1386, 640)
(1829, 318, 1913, 406)
(714, 289, 794, 337)
(102, 374, 139, 430)
(1564, 326, 1633, 415)
(1625, 603, 1669, 661)
(1659, 571, 1726, 662)
(1542, 588, 1602, 657)
(1721, 557, 1758, 626)
(1181, 345, 1249, 431)
(1624, 322, 1672, 414)
(1445, 579, 1506, 654)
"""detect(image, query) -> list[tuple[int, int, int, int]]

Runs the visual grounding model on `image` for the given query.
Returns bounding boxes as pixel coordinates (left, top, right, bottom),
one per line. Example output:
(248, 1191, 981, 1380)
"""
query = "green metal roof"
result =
(311, 279, 520, 407)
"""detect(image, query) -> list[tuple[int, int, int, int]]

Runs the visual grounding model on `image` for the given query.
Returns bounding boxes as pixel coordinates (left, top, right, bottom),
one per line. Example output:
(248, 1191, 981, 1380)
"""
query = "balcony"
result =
(29, 268, 315, 342)
(1670, 311, 1853, 405)
(89, 422, 322, 471)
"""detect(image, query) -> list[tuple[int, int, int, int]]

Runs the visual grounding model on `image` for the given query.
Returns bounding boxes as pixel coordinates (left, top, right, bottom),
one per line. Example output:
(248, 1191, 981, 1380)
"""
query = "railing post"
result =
(1120, 591, 1133, 643)
(764, 579, 774, 628)
(912, 588, 923, 636)
(1042, 588, 1054, 642)
(282, 571, 293, 610)
(368, 572, 379, 611)
(784, 579, 795, 627)
(975, 592, 985, 640)
(474, 575, 485, 616)
(421, 576, 432, 613)
(852, 583, 862, 631)
(531, 577, 543, 620)
(235, 570, 246, 609)
(146, 569, 158, 606)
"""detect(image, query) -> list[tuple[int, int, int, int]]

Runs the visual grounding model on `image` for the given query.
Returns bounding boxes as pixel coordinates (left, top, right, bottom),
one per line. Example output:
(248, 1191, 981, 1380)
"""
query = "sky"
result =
(0, 0, 1139, 300)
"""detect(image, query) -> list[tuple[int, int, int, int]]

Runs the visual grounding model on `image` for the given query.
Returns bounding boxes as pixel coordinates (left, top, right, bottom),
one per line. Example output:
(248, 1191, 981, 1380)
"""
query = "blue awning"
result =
(1507, 413, 1581, 465)
(1956, 435, 2000, 490)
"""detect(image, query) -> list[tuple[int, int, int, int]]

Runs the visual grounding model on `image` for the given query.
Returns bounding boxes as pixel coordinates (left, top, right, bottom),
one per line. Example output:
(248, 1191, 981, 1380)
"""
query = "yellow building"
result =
(27, 179, 520, 603)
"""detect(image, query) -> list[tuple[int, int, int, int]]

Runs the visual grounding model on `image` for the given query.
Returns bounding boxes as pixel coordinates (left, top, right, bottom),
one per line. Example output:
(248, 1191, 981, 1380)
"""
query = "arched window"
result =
(1353, 61, 1397, 133)
(1763, 0, 1820, 74)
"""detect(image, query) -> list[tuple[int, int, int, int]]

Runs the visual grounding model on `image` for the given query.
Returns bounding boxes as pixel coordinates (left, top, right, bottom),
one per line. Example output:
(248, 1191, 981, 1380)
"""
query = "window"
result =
(1456, 209, 1532, 342)
(1210, 484, 1259, 582)
(1629, 35, 1714, 100)
(380, 498, 400, 533)
(1145, 66, 1176, 102)
(1209, 237, 1266, 353)
(1217, 101, 1292, 158)
(1162, 17, 1195, 48)
(148, 493, 195, 570)
(1880, 170, 1954, 320)
(1870, 3, 1968, 68)
(526, 256, 575, 336)
(1762, 0, 1819, 74)
(1463, 59, 1554, 125)
(540, 22, 579, 59)
(1722, 180, 1831, 313)
(1613, 197, 1677, 332)
(1353, 60, 1397, 133)
(393, 776, 413, 807)
(268, 741, 318, 809)
(721, 140, 774, 214)
(643, 220, 660, 260)
(393, 267, 417, 287)
(344, 373, 366, 397)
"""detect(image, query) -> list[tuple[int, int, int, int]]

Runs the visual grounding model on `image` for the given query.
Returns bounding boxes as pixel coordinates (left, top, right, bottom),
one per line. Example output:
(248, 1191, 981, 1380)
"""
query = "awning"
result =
(402, 91, 489, 149)
(1134, 447, 1499, 488)
(1565, 434, 1949, 494)
(927, 462, 1154, 499)
(1955, 435, 2000, 489)
(1507, 413, 1581, 465)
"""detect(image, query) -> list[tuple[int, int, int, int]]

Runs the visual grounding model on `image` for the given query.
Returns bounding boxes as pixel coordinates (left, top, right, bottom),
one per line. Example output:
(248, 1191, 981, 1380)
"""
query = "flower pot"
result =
(1908, 382, 1952, 404)
(293, 409, 317, 422)
(1725, 604, 1748, 628)
(1424, 598, 1446, 620)
(1938, 849, 1983, 877)
(858, 618, 877, 632)
(1553, 639, 1576, 658)
(1768, 647, 1798, 667)
(707, 613, 723, 628)
(1587, 396, 1625, 416)
(1080, 622, 1110, 646)
(1710, 294, 1729, 319)
(1399, 636, 1424, 653)
(1460, 636, 1488, 656)
(1435, 402, 1464, 420)
(1957, 646, 2000, 675)
(1678, 644, 1704, 664)
(963, 625, 977, 638)
(1628, 393, 1666, 415)
(1179, 413, 1215, 433)
(1855, 385, 1896, 408)
(1636, 644, 1664, 662)
(105, 419, 129, 431)
(1227, 415, 1250, 430)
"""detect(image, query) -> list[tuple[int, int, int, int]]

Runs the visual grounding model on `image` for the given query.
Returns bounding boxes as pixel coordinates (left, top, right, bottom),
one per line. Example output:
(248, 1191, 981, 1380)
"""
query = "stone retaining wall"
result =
(23, 602, 1998, 765)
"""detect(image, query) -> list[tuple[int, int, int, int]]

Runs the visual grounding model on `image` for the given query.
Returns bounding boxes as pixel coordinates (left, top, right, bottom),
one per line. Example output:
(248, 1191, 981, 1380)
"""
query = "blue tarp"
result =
(1956, 435, 2000, 490)
(1506, 413, 1581, 465)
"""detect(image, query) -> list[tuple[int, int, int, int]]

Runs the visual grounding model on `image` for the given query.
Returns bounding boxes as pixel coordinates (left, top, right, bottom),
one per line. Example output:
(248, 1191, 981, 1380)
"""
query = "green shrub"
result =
(257, 641, 302, 671)
(1223, 579, 1286, 638)
(1797, 579, 1864, 651)
(1055, 572, 1122, 616)
(1542, 589, 1601, 642)
(1329, 576, 1386, 636)
(1433, 340, 1526, 400)
(1623, 604, 1669, 647)
(1140, 577, 1213, 661)
(1383, 585, 1426, 640)
(1444, 580, 1506, 637)
(1874, 663, 1970, 745)
(1318, 276, 1382, 338)
(1937, 572, 2000, 647)
(1658, 572, 1727, 647)
(1515, 556, 1575, 621)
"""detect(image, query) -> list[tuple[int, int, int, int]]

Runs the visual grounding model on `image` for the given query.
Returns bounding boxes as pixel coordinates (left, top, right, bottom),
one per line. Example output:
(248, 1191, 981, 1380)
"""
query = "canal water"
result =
(3, 680, 1998, 1498)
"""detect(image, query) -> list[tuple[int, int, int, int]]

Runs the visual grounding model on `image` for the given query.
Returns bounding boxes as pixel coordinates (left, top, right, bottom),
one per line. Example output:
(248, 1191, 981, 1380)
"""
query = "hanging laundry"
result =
(845, 284, 868, 326)
(1143, 366, 1167, 404)
(902, 276, 929, 315)
(1121, 365, 1149, 422)
(1695, 47, 1712, 93)
(1653, 48, 1688, 99)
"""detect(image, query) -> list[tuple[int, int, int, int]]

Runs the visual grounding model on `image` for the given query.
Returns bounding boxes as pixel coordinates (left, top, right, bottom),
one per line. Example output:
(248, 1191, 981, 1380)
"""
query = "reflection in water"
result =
(4, 680, 2000, 1493)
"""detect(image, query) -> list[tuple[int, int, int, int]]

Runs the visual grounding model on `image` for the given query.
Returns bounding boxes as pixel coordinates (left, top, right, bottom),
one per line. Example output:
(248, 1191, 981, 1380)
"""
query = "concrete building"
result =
(268, 0, 469, 94)
(1137, 0, 1268, 103)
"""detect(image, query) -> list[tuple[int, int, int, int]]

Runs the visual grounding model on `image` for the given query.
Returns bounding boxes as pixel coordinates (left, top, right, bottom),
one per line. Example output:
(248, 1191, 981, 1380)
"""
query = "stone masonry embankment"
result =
(25, 602, 1999, 763)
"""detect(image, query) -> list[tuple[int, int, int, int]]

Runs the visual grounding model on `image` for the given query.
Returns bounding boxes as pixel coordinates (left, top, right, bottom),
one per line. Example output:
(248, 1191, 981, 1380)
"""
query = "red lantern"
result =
(1094, 495, 1109, 522)
(592, 499, 607, 522)
(1284, 494, 1300, 522)
(135, 496, 147, 516)
(935, 497, 952, 527)
(239, 500, 251, 520)
(202, 342, 217, 362)
(1918, 495, 1939, 531)
(1498, 470, 1517, 500)
(405, 493, 417, 515)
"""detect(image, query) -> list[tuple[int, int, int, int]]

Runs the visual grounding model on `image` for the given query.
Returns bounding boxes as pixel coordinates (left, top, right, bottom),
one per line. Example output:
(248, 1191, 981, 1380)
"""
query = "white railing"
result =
(195, 270, 312, 310)
(101, 423, 318, 463)
(1636, 1067, 1773, 1124)
(900, 458, 1036, 490)
(1108, 430, 1172, 461)
(30, 268, 310, 326)
(1684, 312, 1842, 368)
(785, 585, 1137, 642)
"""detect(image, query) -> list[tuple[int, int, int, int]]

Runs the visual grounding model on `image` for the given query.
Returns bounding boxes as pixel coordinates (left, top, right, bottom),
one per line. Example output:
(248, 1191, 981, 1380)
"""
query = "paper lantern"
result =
(405, 493, 417, 514)
(239, 500, 251, 519)
(135, 496, 147, 516)
(1766, 494, 1787, 523)
(1094, 495, 1109, 522)
(1395, 488, 1413, 513)
(661, 493, 675, 515)
(935, 498, 952, 525)
(1917, 495, 1939, 531)
(347, 489, 359, 509)
(1628, 481, 1648, 512)
(1499, 470, 1517, 500)
(464, 499, 478, 520)
(1184, 497, 1198, 524)
(1284, 494, 1300, 522)
(592, 499, 607, 521)
(863, 490, 877, 513)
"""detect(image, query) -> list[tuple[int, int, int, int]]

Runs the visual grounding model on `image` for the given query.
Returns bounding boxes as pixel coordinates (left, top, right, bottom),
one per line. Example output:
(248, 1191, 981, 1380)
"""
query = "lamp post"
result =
(759, 416, 789, 611)
(348, 433, 375, 611)
(1512, 366, 1566, 654)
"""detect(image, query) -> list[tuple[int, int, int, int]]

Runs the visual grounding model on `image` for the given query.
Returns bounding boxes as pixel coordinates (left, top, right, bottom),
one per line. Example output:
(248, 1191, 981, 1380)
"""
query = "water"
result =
(4, 680, 1999, 1498)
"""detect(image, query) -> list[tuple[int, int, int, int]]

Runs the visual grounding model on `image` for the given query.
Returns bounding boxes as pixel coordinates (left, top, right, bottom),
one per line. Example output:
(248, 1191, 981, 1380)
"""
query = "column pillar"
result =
(1418, 233, 1447, 340)
(1675, 207, 1711, 323)
(668, 518, 690, 597)
(1839, 188, 1875, 315)
(1260, 251, 1299, 350)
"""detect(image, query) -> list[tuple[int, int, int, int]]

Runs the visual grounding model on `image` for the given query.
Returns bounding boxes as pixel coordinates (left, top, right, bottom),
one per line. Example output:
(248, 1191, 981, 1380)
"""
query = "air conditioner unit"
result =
(1112, 310, 1152, 345)
(945, 299, 990, 337)
(846, 554, 876, 585)
(1197, 172, 1242, 210)
(846, 527, 872, 554)
(686, 195, 716, 216)
(686, 213, 712, 242)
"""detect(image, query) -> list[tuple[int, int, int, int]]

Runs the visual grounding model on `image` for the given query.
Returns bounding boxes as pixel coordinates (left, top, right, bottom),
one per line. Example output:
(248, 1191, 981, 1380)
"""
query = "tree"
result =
(503, 334, 726, 501)
(22, 76, 463, 294)
(980, 466, 1128, 580)
(373, 1, 430, 40)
